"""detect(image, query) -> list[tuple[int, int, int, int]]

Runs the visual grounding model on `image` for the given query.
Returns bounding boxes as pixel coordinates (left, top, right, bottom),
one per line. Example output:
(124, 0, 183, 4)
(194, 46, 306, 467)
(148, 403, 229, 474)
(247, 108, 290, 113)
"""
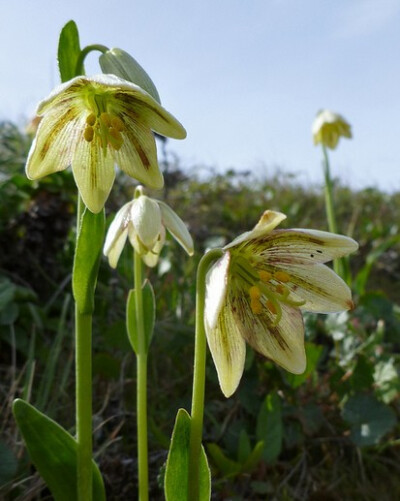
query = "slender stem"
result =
(134, 252, 149, 501)
(75, 44, 109, 76)
(322, 145, 346, 280)
(188, 249, 223, 501)
(75, 308, 93, 501)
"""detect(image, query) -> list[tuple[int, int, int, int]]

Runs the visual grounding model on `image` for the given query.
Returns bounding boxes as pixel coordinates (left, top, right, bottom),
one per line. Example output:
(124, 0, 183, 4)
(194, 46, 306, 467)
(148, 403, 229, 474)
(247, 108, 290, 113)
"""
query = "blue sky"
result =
(1, 0, 399, 191)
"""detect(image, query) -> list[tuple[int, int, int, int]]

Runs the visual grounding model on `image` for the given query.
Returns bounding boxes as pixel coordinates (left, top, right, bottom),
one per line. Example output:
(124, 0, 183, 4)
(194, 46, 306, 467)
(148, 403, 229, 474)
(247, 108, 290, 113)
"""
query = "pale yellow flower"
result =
(104, 192, 193, 268)
(26, 74, 186, 213)
(205, 210, 358, 397)
(312, 110, 352, 149)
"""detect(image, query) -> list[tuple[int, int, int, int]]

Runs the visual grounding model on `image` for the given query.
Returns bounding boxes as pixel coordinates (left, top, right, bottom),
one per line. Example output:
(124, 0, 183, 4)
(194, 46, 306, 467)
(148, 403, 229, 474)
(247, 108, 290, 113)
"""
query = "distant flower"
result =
(312, 110, 352, 150)
(26, 74, 186, 213)
(104, 191, 194, 268)
(204, 210, 358, 397)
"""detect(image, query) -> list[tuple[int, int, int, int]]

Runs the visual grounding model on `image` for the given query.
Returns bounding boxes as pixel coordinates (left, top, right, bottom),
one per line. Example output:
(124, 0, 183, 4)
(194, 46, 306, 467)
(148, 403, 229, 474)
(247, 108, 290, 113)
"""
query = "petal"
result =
(103, 202, 132, 268)
(205, 300, 247, 398)
(26, 105, 81, 179)
(36, 77, 89, 115)
(130, 196, 162, 249)
(284, 262, 354, 313)
(205, 252, 230, 332)
(225, 210, 286, 250)
(157, 200, 194, 255)
(255, 229, 358, 265)
(113, 116, 164, 189)
(141, 226, 166, 268)
(239, 300, 306, 374)
(71, 136, 116, 214)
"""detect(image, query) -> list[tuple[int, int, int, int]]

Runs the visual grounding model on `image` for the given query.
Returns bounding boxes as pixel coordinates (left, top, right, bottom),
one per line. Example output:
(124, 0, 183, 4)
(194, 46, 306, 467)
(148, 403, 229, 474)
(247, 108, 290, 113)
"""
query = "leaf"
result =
(0, 441, 18, 485)
(237, 429, 251, 463)
(12, 399, 105, 501)
(241, 440, 264, 473)
(207, 443, 240, 478)
(126, 279, 155, 354)
(285, 342, 323, 388)
(58, 20, 82, 82)
(342, 393, 397, 446)
(256, 392, 282, 463)
(164, 409, 210, 501)
(72, 208, 105, 314)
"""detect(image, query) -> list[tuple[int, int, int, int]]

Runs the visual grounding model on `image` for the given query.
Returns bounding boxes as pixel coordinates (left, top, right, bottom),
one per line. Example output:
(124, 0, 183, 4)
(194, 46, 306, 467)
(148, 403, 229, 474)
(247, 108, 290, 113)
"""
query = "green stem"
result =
(188, 249, 224, 501)
(322, 145, 347, 280)
(134, 252, 149, 501)
(75, 44, 109, 76)
(75, 307, 93, 501)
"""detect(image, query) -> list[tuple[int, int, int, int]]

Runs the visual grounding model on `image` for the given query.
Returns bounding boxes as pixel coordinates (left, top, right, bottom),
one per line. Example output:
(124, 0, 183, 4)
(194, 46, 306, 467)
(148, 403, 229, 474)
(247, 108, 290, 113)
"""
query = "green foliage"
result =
(12, 399, 105, 501)
(126, 279, 156, 354)
(164, 409, 210, 501)
(58, 20, 82, 82)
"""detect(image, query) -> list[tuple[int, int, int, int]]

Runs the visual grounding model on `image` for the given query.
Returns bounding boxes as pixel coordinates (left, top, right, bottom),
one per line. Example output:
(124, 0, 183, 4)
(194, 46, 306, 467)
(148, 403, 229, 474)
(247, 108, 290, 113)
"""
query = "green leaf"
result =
(256, 392, 282, 463)
(12, 399, 105, 501)
(241, 440, 264, 473)
(0, 441, 18, 485)
(285, 342, 323, 388)
(164, 409, 211, 501)
(57, 20, 82, 82)
(342, 393, 397, 446)
(126, 279, 156, 354)
(237, 429, 251, 463)
(206, 443, 240, 478)
(72, 208, 105, 314)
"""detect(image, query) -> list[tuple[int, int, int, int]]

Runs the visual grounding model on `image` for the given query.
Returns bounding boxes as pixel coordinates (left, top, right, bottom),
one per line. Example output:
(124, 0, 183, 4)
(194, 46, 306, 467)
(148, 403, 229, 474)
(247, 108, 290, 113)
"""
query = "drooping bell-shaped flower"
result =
(104, 190, 194, 268)
(312, 109, 352, 150)
(204, 210, 358, 397)
(26, 74, 186, 213)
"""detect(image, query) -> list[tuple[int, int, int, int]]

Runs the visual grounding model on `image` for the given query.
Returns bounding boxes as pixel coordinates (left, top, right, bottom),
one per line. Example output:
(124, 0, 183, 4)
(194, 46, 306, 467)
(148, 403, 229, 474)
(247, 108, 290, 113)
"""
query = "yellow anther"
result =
(83, 126, 94, 142)
(109, 128, 124, 150)
(111, 116, 125, 131)
(250, 298, 263, 315)
(276, 284, 286, 295)
(100, 112, 112, 127)
(266, 300, 277, 315)
(259, 270, 272, 282)
(86, 113, 96, 126)
(274, 271, 291, 283)
(249, 285, 261, 300)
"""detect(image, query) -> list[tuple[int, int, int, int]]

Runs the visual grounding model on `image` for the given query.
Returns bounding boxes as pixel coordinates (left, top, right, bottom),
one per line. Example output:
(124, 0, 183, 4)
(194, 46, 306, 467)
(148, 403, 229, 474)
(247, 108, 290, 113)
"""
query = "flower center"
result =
(83, 111, 125, 152)
(232, 255, 305, 325)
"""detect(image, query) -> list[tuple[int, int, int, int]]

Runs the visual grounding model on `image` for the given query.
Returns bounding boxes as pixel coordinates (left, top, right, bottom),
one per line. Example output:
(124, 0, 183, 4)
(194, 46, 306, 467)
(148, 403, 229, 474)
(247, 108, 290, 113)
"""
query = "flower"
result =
(26, 74, 186, 213)
(204, 210, 358, 397)
(312, 110, 352, 150)
(103, 191, 194, 268)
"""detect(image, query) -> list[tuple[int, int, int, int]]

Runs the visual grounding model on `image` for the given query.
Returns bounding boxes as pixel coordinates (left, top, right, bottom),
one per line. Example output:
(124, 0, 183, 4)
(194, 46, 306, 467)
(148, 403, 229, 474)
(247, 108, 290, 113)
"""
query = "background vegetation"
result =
(1, 120, 399, 500)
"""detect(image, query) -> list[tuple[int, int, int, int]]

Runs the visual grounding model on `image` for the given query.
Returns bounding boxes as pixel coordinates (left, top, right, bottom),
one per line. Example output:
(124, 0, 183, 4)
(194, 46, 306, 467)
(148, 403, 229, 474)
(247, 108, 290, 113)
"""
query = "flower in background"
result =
(312, 110, 352, 150)
(104, 190, 194, 268)
(204, 210, 358, 397)
(26, 74, 186, 213)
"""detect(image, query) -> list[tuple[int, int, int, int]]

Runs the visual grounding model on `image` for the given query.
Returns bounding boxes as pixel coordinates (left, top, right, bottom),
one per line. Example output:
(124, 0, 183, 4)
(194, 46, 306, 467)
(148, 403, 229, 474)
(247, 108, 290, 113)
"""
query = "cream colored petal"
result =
(205, 301, 247, 398)
(26, 105, 82, 180)
(141, 226, 166, 267)
(157, 200, 194, 256)
(36, 77, 88, 115)
(103, 202, 132, 267)
(255, 229, 358, 265)
(238, 300, 306, 374)
(71, 137, 116, 214)
(283, 263, 354, 313)
(225, 210, 286, 250)
(130, 196, 162, 249)
(113, 116, 164, 189)
(205, 252, 230, 332)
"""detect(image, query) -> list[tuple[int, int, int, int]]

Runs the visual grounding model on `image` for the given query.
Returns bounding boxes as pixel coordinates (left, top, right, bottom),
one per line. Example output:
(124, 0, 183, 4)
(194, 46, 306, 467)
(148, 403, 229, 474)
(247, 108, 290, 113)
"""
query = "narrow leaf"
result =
(207, 443, 240, 478)
(164, 408, 210, 501)
(241, 440, 264, 473)
(13, 399, 105, 501)
(126, 279, 156, 354)
(72, 208, 105, 314)
(57, 20, 82, 82)
(256, 392, 282, 463)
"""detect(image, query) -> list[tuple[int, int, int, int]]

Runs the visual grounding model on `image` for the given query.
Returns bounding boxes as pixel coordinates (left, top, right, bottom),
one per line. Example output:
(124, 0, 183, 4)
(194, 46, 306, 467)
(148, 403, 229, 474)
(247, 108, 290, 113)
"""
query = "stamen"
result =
(266, 300, 277, 315)
(259, 270, 272, 282)
(250, 298, 263, 314)
(111, 116, 125, 131)
(249, 285, 261, 300)
(84, 126, 94, 142)
(100, 112, 112, 127)
(274, 271, 291, 283)
(109, 128, 124, 150)
(86, 113, 96, 126)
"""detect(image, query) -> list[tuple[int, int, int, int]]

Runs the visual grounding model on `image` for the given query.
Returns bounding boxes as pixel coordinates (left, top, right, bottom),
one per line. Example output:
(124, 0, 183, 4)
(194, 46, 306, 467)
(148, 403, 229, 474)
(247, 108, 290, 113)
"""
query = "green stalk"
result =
(322, 145, 349, 282)
(75, 195, 92, 501)
(188, 249, 223, 501)
(134, 251, 149, 501)
(75, 308, 93, 501)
